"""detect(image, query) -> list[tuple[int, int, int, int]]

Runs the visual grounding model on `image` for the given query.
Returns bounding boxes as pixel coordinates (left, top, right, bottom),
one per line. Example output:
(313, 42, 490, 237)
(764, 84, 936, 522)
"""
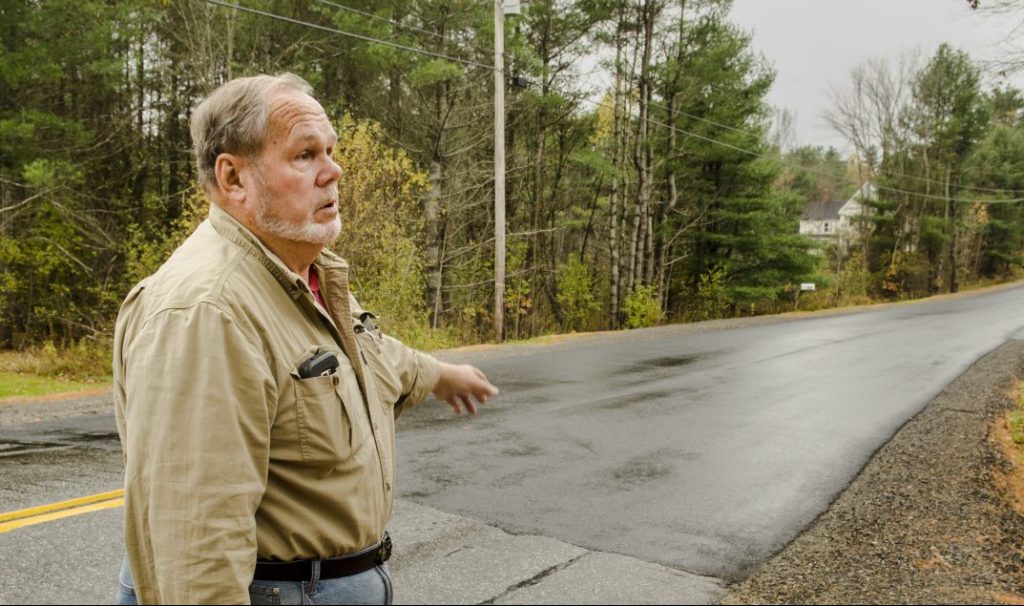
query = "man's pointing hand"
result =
(432, 362, 499, 416)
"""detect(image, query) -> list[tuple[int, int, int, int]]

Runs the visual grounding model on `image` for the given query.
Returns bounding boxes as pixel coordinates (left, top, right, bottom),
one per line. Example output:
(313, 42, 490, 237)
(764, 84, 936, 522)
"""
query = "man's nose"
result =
(318, 155, 342, 187)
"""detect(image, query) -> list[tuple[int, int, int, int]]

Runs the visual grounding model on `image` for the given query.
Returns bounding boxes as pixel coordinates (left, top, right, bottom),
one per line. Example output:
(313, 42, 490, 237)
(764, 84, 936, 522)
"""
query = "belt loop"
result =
(308, 559, 321, 595)
(377, 532, 393, 565)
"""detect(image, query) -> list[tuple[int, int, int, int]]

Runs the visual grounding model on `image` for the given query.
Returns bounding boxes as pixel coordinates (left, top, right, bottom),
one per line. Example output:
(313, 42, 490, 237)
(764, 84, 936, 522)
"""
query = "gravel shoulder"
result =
(0, 390, 113, 427)
(723, 339, 1024, 605)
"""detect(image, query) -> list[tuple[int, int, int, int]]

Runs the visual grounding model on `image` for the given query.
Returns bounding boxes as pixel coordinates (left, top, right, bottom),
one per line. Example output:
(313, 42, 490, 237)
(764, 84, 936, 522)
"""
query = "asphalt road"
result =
(2, 284, 1023, 603)
(394, 284, 1024, 580)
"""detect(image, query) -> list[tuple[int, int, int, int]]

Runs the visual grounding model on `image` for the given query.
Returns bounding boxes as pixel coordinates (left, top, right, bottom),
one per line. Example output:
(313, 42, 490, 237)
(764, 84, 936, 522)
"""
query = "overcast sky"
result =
(728, 0, 1024, 152)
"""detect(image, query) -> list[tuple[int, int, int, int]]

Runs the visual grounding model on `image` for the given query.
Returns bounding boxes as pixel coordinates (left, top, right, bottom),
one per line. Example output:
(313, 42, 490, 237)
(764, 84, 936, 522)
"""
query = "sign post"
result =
(795, 283, 815, 310)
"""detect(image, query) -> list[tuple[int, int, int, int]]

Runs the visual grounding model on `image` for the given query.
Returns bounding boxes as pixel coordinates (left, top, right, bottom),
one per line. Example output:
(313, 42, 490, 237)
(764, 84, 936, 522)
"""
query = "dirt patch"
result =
(723, 340, 1024, 605)
(992, 405, 1024, 518)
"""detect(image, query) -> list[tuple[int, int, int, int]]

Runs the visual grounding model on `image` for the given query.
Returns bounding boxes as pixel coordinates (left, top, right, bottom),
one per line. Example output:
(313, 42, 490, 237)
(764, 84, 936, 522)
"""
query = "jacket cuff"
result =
(406, 351, 441, 407)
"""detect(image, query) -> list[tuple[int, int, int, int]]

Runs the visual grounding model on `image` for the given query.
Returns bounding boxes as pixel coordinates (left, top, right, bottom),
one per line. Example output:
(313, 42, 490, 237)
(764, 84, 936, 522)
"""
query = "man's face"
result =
(249, 90, 342, 246)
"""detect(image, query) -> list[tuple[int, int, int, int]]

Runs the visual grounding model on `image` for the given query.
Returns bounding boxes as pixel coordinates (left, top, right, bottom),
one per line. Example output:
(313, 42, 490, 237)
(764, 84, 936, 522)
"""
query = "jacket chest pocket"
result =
(291, 352, 367, 468)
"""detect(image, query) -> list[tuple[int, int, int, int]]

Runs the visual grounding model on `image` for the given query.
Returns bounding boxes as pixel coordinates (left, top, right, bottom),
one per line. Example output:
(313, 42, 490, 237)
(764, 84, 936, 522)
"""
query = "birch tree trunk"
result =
(608, 5, 630, 327)
(632, 0, 661, 292)
(427, 159, 444, 329)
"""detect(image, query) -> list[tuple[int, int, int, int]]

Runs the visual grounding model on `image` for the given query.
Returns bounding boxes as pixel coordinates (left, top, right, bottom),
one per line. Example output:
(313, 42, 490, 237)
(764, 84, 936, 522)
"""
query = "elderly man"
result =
(112, 73, 498, 605)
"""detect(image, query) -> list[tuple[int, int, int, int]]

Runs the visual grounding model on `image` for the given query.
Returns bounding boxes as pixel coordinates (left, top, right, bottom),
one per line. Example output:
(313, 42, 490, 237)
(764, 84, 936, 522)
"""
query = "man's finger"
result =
(446, 397, 462, 416)
(460, 394, 477, 416)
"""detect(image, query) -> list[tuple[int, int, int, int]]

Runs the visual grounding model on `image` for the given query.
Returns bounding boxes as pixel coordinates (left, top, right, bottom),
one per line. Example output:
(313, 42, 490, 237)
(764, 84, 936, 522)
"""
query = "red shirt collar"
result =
(308, 267, 326, 307)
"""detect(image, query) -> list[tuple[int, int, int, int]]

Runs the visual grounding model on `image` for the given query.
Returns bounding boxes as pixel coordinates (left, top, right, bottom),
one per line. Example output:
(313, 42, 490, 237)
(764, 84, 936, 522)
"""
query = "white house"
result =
(799, 183, 876, 252)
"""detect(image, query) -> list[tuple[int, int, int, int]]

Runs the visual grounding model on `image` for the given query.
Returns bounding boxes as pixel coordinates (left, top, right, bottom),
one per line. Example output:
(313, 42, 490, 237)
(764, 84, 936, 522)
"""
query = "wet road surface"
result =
(2, 284, 1023, 601)
(395, 285, 1024, 580)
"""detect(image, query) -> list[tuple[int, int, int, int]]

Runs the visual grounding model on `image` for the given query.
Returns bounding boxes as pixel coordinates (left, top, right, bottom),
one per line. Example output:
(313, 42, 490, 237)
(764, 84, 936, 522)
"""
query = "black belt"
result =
(254, 533, 392, 582)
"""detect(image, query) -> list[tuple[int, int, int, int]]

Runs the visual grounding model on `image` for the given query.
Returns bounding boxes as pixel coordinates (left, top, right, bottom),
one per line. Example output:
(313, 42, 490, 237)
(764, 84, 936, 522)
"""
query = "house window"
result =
(823, 222, 830, 233)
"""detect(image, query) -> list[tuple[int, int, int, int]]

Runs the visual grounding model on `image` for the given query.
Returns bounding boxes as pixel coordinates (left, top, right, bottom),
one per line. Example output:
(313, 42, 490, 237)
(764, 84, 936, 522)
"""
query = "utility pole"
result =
(493, 0, 506, 342)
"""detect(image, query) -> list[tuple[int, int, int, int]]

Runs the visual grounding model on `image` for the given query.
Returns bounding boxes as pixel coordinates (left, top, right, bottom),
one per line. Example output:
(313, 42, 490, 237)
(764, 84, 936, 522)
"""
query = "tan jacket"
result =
(113, 204, 440, 604)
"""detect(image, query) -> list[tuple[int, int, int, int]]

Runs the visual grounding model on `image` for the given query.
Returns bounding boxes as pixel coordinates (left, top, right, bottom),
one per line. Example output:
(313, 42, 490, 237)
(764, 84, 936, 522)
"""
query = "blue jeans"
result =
(115, 557, 393, 605)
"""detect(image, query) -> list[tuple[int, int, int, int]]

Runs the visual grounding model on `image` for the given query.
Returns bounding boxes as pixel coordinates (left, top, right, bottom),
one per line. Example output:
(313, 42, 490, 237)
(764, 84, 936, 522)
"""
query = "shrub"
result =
(0, 338, 111, 381)
(556, 256, 599, 332)
(624, 285, 661, 329)
(689, 267, 731, 321)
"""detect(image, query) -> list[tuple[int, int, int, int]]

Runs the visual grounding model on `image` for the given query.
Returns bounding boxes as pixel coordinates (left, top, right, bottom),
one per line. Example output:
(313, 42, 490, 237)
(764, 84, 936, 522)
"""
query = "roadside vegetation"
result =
(991, 380, 1024, 524)
(1008, 383, 1024, 448)
(0, 341, 111, 399)
(3, 1, 1024, 385)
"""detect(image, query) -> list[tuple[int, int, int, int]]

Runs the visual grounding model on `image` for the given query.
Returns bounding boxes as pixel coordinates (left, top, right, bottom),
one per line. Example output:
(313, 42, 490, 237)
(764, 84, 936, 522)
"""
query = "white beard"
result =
(254, 205, 341, 246)
(252, 172, 341, 246)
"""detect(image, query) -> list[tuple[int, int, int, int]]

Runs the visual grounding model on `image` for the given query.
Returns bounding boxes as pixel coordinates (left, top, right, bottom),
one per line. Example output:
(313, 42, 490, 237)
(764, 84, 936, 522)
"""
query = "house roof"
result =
(851, 182, 877, 202)
(801, 198, 845, 221)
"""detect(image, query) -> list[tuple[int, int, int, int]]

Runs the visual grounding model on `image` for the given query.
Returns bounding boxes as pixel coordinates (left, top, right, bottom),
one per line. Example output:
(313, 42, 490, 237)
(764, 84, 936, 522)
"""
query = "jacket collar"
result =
(207, 203, 349, 301)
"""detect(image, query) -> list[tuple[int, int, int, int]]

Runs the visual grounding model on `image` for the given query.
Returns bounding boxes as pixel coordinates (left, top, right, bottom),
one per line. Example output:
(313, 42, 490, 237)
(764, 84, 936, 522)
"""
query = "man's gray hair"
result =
(190, 73, 315, 192)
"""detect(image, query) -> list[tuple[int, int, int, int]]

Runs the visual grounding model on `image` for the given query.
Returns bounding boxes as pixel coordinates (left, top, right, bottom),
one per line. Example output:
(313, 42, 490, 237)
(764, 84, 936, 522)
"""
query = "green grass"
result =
(1010, 413, 1024, 446)
(1012, 387, 1024, 446)
(0, 371, 109, 400)
(0, 340, 112, 400)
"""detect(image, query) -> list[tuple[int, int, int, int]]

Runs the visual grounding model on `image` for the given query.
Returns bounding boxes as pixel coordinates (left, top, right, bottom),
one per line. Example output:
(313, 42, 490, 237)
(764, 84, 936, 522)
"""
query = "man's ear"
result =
(214, 153, 251, 207)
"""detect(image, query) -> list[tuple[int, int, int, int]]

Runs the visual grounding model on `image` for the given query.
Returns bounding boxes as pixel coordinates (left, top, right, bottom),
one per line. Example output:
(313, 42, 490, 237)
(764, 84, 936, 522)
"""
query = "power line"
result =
(645, 96, 1024, 196)
(614, 95, 1024, 202)
(204, 0, 492, 70)
(315, 0, 447, 41)
(312, 0, 493, 59)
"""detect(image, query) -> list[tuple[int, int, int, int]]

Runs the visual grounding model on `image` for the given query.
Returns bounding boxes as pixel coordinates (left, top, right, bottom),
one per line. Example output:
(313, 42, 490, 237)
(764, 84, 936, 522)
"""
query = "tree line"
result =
(826, 45, 1024, 299)
(1, 0, 1022, 351)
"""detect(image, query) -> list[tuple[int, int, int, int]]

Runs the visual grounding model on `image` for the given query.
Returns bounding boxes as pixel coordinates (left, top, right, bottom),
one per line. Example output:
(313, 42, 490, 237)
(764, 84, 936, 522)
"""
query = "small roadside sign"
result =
(800, 283, 816, 291)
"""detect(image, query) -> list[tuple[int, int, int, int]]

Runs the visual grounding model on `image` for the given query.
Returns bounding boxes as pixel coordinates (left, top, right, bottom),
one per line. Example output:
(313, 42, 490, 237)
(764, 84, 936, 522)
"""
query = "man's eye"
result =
(298, 150, 313, 160)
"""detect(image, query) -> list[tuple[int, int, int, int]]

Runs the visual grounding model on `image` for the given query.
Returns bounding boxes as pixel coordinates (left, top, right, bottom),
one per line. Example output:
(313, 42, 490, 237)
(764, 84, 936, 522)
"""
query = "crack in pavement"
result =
(480, 553, 589, 604)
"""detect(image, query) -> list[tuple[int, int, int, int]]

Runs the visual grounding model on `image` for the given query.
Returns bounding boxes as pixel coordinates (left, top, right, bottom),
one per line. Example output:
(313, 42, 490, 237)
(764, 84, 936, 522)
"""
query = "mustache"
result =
(315, 187, 339, 209)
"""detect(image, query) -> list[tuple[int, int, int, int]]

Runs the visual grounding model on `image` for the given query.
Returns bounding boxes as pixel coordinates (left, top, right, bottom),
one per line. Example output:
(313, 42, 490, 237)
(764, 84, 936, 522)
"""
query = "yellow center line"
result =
(0, 488, 124, 523)
(0, 489, 125, 534)
(0, 497, 124, 534)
